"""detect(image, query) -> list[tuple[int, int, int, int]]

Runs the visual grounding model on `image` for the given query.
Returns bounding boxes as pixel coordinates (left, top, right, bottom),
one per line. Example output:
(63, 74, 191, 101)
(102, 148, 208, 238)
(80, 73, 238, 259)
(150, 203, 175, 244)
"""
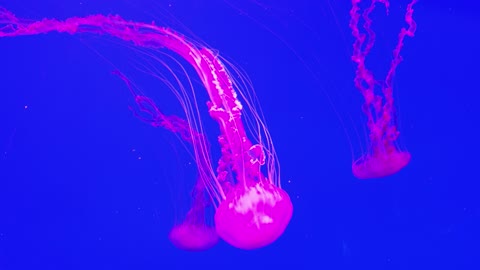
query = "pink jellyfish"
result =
(0, 7, 293, 250)
(113, 71, 219, 251)
(349, 0, 417, 179)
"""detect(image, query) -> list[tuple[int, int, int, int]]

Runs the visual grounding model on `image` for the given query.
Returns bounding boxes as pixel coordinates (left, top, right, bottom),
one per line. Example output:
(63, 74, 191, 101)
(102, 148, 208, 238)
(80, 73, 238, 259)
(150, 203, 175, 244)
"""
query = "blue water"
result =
(0, 0, 478, 269)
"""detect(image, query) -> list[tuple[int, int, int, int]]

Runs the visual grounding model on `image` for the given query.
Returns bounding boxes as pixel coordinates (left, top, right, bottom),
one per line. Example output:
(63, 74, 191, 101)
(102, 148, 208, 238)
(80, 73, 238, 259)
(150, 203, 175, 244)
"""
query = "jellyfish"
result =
(0, 7, 293, 250)
(113, 71, 220, 251)
(348, 0, 417, 179)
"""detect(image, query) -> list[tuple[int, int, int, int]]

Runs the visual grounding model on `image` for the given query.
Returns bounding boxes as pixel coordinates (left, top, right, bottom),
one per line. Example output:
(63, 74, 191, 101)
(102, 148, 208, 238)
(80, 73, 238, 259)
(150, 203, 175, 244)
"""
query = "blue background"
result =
(0, 0, 478, 269)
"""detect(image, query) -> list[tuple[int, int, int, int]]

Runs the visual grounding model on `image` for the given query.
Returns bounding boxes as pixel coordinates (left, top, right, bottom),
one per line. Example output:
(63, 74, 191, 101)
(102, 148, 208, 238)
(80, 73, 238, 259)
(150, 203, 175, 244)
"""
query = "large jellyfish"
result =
(349, 0, 417, 179)
(0, 7, 293, 250)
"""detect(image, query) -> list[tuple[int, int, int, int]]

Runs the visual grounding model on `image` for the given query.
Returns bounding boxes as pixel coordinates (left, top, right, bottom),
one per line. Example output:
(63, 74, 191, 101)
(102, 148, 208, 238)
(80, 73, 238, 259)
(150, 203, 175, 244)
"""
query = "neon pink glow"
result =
(114, 71, 218, 251)
(349, 0, 416, 179)
(0, 7, 293, 250)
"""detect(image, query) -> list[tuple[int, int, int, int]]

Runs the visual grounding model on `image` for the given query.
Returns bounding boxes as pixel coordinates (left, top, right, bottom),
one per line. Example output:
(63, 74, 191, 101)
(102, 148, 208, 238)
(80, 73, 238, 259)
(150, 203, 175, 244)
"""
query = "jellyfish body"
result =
(348, 0, 417, 179)
(168, 179, 219, 251)
(215, 181, 293, 249)
(352, 145, 411, 179)
(0, 8, 292, 249)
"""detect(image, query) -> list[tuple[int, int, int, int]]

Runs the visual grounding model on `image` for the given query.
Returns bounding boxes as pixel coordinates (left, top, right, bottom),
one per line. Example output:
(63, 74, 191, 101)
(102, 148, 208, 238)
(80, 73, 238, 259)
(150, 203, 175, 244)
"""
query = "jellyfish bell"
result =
(215, 181, 293, 249)
(169, 224, 219, 251)
(169, 200, 220, 251)
(352, 147, 411, 179)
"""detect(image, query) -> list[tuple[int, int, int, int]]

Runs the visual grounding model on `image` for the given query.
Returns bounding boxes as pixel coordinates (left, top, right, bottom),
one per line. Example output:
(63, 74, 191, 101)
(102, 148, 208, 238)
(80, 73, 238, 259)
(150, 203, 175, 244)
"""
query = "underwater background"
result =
(0, 0, 478, 269)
